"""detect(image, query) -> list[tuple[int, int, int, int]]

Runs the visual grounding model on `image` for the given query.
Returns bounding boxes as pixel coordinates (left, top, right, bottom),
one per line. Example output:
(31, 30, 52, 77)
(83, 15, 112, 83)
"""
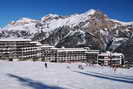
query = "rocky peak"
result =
(90, 10, 107, 19)
(41, 14, 62, 22)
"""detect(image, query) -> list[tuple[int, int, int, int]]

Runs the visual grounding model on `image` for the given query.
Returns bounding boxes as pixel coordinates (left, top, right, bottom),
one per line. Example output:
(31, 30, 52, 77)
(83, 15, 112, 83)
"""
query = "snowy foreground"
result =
(0, 61, 133, 89)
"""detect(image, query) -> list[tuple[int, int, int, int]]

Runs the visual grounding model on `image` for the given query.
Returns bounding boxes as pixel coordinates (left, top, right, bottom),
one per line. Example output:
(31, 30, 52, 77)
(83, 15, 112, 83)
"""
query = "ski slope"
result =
(0, 61, 133, 89)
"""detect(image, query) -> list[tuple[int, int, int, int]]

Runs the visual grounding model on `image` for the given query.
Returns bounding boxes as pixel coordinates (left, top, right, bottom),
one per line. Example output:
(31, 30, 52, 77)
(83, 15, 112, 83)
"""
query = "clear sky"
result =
(0, 0, 133, 27)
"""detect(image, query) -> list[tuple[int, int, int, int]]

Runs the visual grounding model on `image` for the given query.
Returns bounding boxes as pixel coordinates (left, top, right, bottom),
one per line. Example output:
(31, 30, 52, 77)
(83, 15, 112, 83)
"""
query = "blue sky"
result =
(0, 0, 133, 27)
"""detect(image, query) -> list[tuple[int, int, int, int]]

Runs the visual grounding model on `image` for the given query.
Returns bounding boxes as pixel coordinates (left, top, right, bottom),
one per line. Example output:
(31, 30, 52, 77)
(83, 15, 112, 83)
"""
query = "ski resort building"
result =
(97, 52, 124, 66)
(85, 50, 100, 63)
(40, 44, 54, 61)
(47, 47, 88, 62)
(0, 39, 41, 61)
(0, 38, 125, 65)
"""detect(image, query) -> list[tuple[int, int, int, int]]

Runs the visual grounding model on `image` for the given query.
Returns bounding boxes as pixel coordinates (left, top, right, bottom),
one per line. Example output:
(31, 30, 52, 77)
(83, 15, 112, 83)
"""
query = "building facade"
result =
(40, 44, 54, 61)
(1, 38, 125, 65)
(85, 50, 99, 63)
(97, 52, 124, 66)
(47, 48, 88, 62)
(0, 39, 41, 61)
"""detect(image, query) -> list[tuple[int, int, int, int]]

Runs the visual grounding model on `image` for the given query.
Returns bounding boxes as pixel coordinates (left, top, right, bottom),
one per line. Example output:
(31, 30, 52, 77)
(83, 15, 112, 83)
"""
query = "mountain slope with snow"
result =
(0, 9, 133, 53)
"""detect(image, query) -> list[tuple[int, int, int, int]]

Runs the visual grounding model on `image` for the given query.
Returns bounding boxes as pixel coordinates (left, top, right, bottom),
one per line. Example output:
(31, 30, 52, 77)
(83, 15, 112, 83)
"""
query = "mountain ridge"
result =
(0, 9, 133, 54)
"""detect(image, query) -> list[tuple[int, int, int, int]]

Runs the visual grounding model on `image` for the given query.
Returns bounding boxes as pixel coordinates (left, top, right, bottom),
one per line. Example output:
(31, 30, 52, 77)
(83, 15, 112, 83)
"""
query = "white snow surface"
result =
(3, 22, 38, 34)
(40, 9, 96, 32)
(0, 61, 133, 89)
(0, 38, 31, 41)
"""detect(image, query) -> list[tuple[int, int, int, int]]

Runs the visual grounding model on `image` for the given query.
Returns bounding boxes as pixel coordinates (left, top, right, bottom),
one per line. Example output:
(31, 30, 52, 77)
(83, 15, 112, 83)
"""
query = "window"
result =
(98, 56, 104, 59)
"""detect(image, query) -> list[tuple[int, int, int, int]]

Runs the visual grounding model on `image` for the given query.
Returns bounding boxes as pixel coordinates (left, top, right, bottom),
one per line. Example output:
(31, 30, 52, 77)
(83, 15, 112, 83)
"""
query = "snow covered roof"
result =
(111, 53, 124, 56)
(85, 50, 99, 54)
(56, 48, 88, 52)
(30, 41, 42, 45)
(0, 38, 31, 41)
(41, 44, 54, 48)
(98, 52, 124, 56)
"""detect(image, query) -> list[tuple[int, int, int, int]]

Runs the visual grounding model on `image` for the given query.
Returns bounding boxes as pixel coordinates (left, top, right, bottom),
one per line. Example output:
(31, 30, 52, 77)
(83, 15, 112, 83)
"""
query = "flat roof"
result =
(56, 48, 88, 52)
(0, 38, 31, 41)
(85, 50, 99, 53)
(98, 52, 123, 56)
(41, 44, 54, 48)
(30, 41, 42, 45)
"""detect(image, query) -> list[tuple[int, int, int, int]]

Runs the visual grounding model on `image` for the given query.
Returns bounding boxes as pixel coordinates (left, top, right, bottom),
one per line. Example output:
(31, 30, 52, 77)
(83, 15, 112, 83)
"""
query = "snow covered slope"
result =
(40, 9, 96, 32)
(0, 61, 133, 89)
(1, 9, 96, 34)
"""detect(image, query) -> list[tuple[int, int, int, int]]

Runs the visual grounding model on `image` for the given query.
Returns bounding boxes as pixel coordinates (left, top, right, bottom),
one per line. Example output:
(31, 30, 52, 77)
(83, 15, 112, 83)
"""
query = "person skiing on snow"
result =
(45, 62, 47, 68)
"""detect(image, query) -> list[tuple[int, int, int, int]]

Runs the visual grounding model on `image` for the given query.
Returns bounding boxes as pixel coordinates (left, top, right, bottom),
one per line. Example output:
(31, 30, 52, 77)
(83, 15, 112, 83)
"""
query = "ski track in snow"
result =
(0, 61, 133, 89)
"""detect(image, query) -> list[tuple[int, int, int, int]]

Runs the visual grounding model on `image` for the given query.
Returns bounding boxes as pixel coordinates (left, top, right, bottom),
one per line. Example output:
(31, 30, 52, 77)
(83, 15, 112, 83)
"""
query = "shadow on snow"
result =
(74, 71, 133, 84)
(7, 73, 66, 89)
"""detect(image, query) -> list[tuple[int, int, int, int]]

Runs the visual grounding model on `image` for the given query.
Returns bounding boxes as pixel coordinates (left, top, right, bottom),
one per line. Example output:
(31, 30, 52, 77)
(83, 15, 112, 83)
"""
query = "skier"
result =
(78, 64, 84, 70)
(45, 62, 48, 68)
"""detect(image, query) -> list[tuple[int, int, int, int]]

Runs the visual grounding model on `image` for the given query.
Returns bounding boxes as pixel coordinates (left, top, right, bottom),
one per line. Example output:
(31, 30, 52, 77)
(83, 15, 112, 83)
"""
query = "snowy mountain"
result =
(0, 9, 133, 53)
